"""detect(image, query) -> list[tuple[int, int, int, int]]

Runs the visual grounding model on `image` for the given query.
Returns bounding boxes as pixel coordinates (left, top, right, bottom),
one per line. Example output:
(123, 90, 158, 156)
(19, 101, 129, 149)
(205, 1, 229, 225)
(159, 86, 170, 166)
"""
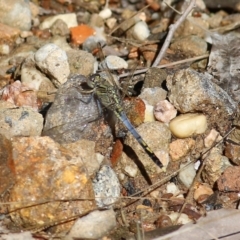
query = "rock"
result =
(34, 43, 70, 87)
(194, 183, 213, 202)
(169, 113, 207, 138)
(0, 103, 43, 139)
(178, 162, 196, 188)
(40, 13, 78, 30)
(202, 148, 232, 187)
(217, 166, 240, 191)
(154, 100, 177, 123)
(0, 0, 31, 31)
(0, 134, 15, 197)
(225, 143, 240, 166)
(132, 21, 150, 41)
(1, 231, 34, 240)
(169, 138, 195, 161)
(21, 54, 56, 93)
(63, 139, 101, 176)
(99, 8, 112, 19)
(0, 80, 39, 110)
(116, 151, 139, 178)
(174, 17, 209, 38)
(102, 55, 128, 70)
(139, 87, 167, 107)
(143, 68, 167, 88)
(0, 22, 20, 51)
(204, 129, 222, 148)
(70, 24, 95, 45)
(42, 74, 113, 157)
(92, 165, 121, 207)
(166, 182, 181, 196)
(8, 136, 96, 233)
(65, 209, 116, 240)
(167, 68, 237, 134)
(67, 49, 95, 75)
(50, 19, 70, 37)
(168, 212, 191, 225)
(124, 121, 171, 174)
(170, 35, 208, 56)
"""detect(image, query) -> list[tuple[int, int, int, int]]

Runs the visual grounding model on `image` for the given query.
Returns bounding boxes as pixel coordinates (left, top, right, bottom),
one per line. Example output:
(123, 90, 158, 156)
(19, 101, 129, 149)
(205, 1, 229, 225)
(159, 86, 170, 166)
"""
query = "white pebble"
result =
(166, 182, 180, 196)
(40, 13, 78, 29)
(34, 43, 70, 87)
(169, 113, 207, 138)
(99, 8, 112, 19)
(168, 212, 192, 224)
(0, 44, 10, 55)
(132, 21, 150, 41)
(154, 100, 177, 123)
(144, 101, 155, 122)
(104, 55, 128, 70)
(178, 162, 196, 188)
(124, 165, 138, 177)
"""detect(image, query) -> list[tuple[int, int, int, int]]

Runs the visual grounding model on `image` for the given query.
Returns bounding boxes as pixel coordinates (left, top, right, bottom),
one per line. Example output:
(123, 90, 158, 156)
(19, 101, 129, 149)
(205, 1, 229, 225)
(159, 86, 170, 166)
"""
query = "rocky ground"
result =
(1, 0, 240, 239)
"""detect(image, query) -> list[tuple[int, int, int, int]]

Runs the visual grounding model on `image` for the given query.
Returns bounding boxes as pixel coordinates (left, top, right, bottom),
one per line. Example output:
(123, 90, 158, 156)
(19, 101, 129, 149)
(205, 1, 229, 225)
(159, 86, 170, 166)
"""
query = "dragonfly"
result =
(79, 64, 163, 168)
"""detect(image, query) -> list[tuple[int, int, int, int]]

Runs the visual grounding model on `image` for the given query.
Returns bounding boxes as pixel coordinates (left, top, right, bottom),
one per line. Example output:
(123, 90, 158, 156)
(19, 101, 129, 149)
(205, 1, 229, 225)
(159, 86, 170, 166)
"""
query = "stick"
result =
(152, 0, 196, 67)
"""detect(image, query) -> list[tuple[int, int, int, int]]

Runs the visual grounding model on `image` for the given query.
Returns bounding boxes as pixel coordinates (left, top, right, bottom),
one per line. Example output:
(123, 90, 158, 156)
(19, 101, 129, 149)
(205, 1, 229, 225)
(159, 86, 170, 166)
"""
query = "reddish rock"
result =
(8, 136, 96, 233)
(217, 166, 240, 192)
(70, 24, 95, 45)
(169, 138, 195, 161)
(225, 143, 240, 166)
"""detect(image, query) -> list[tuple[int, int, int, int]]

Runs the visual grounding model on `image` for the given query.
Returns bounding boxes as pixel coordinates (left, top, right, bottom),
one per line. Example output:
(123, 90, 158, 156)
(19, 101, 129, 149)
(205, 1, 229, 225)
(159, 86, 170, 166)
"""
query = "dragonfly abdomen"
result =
(117, 112, 163, 168)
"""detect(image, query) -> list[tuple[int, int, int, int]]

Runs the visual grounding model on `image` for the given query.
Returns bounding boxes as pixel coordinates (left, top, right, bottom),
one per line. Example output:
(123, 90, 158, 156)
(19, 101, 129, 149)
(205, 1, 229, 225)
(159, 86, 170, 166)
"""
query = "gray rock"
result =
(167, 68, 237, 134)
(93, 165, 121, 207)
(0, 104, 43, 139)
(67, 49, 95, 76)
(0, 0, 31, 31)
(34, 43, 70, 87)
(65, 209, 116, 240)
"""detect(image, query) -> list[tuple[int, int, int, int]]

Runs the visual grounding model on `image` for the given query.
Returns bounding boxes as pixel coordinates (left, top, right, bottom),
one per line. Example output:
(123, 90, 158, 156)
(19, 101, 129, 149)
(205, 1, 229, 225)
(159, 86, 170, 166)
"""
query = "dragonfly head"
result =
(88, 73, 102, 88)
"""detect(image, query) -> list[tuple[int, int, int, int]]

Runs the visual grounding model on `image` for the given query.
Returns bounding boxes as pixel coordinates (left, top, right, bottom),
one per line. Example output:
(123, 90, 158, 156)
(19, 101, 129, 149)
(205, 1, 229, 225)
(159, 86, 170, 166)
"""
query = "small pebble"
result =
(169, 113, 207, 138)
(34, 43, 70, 87)
(204, 129, 222, 148)
(154, 100, 177, 123)
(132, 21, 150, 41)
(66, 209, 116, 239)
(178, 162, 196, 188)
(92, 165, 120, 207)
(168, 212, 191, 224)
(40, 13, 78, 30)
(166, 182, 181, 196)
(124, 165, 138, 178)
(0, 44, 10, 55)
(99, 8, 112, 19)
(194, 183, 213, 202)
(103, 55, 128, 70)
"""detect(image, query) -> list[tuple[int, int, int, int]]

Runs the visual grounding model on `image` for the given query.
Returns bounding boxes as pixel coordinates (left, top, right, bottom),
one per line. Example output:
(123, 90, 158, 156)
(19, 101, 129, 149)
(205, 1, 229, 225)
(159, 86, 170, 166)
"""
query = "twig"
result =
(152, 0, 196, 67)
(118, 54, 209, 79)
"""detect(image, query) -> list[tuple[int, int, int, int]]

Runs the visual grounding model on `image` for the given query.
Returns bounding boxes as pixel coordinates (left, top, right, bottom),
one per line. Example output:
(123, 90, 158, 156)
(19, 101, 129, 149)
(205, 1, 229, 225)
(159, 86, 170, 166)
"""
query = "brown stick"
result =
(152, 0, 196, 67)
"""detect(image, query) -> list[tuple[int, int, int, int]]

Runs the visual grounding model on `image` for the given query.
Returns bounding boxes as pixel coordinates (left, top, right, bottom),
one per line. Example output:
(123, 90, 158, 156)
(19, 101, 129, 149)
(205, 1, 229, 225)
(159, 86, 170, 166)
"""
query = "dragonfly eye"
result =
(90, 74, 100, 83)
